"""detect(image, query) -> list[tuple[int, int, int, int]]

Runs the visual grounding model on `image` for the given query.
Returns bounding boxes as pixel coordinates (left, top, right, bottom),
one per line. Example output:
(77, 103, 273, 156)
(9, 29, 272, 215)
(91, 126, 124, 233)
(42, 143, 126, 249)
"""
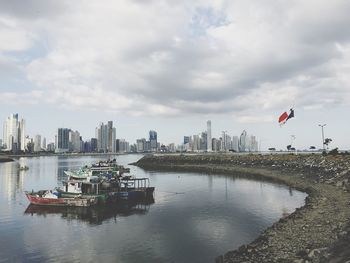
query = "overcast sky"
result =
(0, 0, 349, 150)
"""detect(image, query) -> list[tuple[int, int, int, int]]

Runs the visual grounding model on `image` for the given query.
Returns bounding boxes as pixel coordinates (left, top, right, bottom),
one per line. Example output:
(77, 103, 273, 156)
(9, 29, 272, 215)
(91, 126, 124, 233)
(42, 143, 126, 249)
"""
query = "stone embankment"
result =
(135, 153, 350, 262)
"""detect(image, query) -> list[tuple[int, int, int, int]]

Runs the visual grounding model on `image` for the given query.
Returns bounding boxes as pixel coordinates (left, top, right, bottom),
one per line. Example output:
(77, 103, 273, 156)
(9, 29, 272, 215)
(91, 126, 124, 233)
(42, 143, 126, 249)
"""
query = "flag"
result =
(278, 111, 289, 125)
(278, 108, 295, 125)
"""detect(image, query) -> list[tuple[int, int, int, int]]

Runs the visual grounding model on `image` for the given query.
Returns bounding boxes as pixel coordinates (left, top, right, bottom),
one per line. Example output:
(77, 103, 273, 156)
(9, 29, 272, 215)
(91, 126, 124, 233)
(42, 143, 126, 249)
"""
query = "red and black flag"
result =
(278, 108, 295, 126)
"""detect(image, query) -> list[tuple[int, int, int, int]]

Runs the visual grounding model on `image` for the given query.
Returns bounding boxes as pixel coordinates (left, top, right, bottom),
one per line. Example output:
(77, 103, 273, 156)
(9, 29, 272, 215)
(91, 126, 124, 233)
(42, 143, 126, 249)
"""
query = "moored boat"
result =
(25, 190, 98, 207)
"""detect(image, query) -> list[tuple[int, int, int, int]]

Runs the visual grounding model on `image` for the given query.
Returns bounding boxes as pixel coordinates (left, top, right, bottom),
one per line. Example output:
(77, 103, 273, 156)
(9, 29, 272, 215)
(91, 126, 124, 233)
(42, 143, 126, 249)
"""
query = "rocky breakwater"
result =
(135, 153, 350, 262)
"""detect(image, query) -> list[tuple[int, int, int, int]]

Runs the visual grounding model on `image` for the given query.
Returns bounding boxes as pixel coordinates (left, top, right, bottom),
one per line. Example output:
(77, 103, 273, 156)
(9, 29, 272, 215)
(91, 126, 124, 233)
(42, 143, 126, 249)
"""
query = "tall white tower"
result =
(207, 120, 212, 152)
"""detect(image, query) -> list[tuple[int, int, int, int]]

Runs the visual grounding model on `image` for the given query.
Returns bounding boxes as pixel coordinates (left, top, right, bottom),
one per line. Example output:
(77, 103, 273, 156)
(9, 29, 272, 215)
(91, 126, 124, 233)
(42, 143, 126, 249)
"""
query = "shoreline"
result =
(134, 154, 350, 262)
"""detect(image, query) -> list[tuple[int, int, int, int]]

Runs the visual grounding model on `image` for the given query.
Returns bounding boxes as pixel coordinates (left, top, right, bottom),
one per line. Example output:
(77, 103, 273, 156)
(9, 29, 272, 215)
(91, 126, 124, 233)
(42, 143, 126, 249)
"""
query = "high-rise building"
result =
(3, 114, 25, 152)
(184, 136, 190, 144)
(239, 130, 248, 152)
(90, 138, 98, 152)
(192, 134, 200, 151)
(200, 131, 207, 151)
(149, 130, 157, 152)
(232, 136, 239, 152)
(136, 138, 147, 152)
(69, 130, 81, 152)
(34, 135, 42, 152)
(56, 128, 70, 153)
(118, 139, 129, 153)
(42, 137, 47, 151)
(96, 121, 116, 153)
(207, 120, 212, 152)
(47, 143, 55, 152)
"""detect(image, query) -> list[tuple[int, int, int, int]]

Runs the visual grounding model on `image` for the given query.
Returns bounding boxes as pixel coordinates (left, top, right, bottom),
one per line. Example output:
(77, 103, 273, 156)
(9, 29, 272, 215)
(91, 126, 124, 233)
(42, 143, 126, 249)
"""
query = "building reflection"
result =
(0, 162, 24, 200)
(24, 198, 155, 225)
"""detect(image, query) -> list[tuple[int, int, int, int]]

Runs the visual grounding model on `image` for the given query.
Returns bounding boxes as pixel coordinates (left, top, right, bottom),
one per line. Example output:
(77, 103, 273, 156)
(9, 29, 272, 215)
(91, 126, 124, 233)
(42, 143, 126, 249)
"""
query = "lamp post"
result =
(318, 124, 326, 151)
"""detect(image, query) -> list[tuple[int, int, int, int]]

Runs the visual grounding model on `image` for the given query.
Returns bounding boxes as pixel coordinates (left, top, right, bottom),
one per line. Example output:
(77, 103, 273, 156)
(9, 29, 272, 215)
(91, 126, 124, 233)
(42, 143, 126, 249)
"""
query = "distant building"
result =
(184, 136, 190, 144)
(69, 130, 81, 152)
(136, 138, 147, 152)
(90, 138, 98, 152)
(96, 121, 116, 153)
(168, 143, 175, 152)
(149, 130, 157, 152)
(200, 131, 207, 151)
(239, 130, 248, 152)
(212, 138, 221, 152)
(42, 137, 47, 151)
(47, 143, 55, 152)
(232, 136, 239, 152)
(192, 134, 200, 151)
(118, 139, 129, 153)
(56, 128, 70, 153)
(34, 135, 41, 152)
(3, 114, 25, 152)
(207, 120, 212, 152)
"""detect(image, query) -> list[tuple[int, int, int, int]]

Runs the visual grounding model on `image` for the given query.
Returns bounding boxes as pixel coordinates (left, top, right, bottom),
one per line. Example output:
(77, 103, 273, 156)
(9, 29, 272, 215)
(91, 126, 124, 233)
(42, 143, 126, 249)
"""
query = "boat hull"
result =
(25, 192, 97, 207)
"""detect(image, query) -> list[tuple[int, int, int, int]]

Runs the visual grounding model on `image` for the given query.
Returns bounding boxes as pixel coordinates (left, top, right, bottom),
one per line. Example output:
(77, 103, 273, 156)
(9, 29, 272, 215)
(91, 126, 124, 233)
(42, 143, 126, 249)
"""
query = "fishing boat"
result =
(59, 174, 154, 202)
(25, 190, 98, 207)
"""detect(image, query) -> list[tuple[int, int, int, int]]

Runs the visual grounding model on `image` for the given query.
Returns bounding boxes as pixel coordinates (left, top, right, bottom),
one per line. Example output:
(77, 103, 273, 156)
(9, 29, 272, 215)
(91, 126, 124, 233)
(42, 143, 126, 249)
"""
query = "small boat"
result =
(19, 166, 29, 171)
(25, 190, 98, 207)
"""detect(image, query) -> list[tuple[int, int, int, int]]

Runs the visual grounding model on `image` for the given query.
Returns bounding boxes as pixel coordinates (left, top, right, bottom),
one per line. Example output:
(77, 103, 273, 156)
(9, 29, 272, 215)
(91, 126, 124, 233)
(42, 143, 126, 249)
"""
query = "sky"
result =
(0, 0, 349, 150)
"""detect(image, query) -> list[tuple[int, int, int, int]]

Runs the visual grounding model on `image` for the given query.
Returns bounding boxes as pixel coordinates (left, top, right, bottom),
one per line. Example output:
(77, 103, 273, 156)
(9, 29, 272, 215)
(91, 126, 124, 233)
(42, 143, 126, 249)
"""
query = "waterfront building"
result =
(149, 130, 158, 152)
(2, 114, 25, 152)
(200, 131, 207, 151)
(96, 121, 116, 153)
(42, 137, 46, 151)
(232, 136, 239, 152)
(207, 120, 212, 152)
(212, 138, 221, 152)
(55, 128, 70, 153)
(69, 130, 82, 152)
(192, 134, 200, 152)
(239, 130, 248, 152)
(184, 136, 191, 144)
(34, 135, 41, 152)
(47, 143, 55, 152)
(136, 138, 147, 152)
(168, 143, 176, 152)
(250, 136, 258, 152)
(118, 139, 129, 153)
(221, 131, 232, 151)
(90, 138, 97, 152)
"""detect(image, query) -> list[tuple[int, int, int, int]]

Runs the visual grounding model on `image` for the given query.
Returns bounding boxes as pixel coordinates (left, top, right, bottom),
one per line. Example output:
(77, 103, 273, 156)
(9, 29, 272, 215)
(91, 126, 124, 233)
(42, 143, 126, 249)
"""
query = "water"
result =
(0, 154, 307, 263)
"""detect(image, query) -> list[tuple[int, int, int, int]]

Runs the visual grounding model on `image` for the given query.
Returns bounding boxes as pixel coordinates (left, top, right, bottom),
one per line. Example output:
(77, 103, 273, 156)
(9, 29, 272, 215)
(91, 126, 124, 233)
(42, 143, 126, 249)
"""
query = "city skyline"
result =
(0, 1, 350, 150)
(1, 112, 344, 152)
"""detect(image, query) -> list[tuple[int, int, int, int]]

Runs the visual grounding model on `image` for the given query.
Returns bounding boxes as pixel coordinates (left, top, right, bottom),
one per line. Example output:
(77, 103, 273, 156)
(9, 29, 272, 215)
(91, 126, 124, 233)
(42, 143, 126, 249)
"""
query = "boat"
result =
(59, 174, 154, 202)
(25, 190, 98, 207)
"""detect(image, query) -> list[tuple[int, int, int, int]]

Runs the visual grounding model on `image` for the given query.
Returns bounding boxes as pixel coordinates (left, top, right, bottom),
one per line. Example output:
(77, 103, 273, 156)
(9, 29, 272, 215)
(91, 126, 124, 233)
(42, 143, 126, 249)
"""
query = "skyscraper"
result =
(149, 130, 157, 152)
(239, 130, 247, 152)
(56, 128, 70, 153)
(2, 114, 25, 152)
(34, 135, 41, 152)
(96, 121, 116, 153)
(207, 120, 212, 152)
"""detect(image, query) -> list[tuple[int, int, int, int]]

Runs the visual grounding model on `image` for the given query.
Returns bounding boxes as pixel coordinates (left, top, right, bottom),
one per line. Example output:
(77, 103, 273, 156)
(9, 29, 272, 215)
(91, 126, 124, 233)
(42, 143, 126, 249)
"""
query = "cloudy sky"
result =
(0, 0, 349, 150)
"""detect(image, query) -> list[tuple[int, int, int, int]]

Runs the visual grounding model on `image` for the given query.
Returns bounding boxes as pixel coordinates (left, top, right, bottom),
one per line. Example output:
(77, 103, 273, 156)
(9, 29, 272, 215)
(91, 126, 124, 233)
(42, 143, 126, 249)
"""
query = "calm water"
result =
(0, 155, 307, 263)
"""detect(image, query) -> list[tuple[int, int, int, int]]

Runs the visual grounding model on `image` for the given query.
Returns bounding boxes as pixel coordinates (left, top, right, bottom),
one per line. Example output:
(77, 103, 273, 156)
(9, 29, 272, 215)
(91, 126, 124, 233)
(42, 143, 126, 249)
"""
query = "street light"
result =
(318, 124, 326, 151)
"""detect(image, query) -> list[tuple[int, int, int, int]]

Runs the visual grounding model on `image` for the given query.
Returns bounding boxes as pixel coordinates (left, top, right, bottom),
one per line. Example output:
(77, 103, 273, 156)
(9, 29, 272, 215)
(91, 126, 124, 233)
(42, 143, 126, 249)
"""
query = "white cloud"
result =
(1, 0, 350, 122)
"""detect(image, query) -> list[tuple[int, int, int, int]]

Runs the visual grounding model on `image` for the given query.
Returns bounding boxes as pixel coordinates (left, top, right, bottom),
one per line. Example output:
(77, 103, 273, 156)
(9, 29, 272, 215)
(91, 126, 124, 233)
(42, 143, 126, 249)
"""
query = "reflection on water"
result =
(0, 155, 307, 263)
(24, 198, 155, 225)
(0, 161, 24, 201)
